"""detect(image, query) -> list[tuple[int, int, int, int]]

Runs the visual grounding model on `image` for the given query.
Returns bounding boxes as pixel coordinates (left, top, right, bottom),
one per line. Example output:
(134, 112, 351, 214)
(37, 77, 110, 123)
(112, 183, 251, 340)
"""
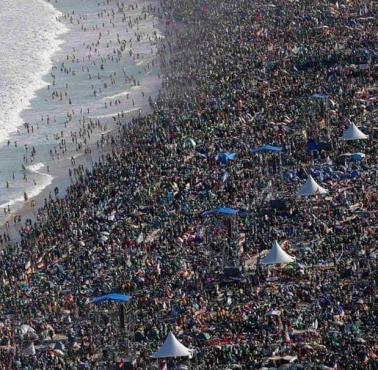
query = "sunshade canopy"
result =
(201, 207, 248, 217)
(217, 152, 237, 163)
(90, 293, 131, 304)
(151, 332, 193, 359)
(260, 240, 295, 265)
(297, 175, 328, 196)
(340, 123, 368, 141)
(251, 145, 283, 154)
(313, 93, 329, 100)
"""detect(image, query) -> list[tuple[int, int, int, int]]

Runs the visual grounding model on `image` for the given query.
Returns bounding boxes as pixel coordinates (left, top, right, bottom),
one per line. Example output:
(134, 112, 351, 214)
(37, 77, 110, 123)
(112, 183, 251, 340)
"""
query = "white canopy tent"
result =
(151, 332, 193, 359)
(297, 175, 328, 197)
(260, 240, 295, 265)
(340, 123, 368, 141)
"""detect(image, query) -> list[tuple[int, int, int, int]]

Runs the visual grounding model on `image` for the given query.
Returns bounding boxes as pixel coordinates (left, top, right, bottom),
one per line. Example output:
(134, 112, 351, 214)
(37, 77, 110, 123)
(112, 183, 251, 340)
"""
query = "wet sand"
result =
(0, 0, 163, 236)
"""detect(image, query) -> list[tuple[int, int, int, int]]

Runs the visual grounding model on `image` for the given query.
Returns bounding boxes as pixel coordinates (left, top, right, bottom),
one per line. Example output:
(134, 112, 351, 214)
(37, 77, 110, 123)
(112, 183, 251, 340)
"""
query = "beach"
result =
(0, 0, 376, 369)
(0, 0, 163, 228)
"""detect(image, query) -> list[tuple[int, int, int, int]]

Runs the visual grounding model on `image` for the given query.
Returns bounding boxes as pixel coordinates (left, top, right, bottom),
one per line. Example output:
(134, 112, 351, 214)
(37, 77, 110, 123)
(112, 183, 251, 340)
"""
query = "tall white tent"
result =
(297, 175, 328, 196)
(151, 332, 193, 359)
(260, 240, 294, 265)
(340, 123, 368, 141)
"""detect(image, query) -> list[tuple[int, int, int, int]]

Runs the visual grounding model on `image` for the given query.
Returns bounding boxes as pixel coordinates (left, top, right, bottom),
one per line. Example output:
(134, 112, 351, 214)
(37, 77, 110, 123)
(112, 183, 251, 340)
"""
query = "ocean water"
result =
(0, 0, 67, 143)
(0, 0, 162, 223)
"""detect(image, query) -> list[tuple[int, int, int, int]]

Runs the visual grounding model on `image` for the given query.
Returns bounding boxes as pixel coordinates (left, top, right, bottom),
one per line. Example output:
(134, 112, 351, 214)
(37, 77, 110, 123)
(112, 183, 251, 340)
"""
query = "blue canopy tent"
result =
(90, 293, 131, 330)
(201, 207, 248, 269)
(216, 152, 236, 164)
(201, 207, 248, 217)
(312, 93, 329, 100)
(90, 293, 131, 304)
(251, 145, 283, 155)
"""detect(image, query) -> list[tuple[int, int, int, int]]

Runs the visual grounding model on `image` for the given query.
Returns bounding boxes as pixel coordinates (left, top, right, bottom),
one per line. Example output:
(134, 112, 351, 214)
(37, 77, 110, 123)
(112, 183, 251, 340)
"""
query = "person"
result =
(0, 0, 375, 368)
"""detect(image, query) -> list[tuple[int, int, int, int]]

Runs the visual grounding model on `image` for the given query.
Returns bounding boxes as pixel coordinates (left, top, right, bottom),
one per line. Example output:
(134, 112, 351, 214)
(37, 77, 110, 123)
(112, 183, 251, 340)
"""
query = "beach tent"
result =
(216, 152, 236, 164)
(297, 175, 328, 196)
(90, 293, 131, 304)
(340, 123, 368, 141)
(251, 145, 282, 154)
(260, 240, 294, 265)
(201, 207, 248, 217)
(151, 332, 193, 359)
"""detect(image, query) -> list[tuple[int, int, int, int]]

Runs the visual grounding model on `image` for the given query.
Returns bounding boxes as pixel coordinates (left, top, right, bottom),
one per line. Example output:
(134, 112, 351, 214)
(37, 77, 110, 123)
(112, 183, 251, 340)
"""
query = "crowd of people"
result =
(0, 0, 376, 368)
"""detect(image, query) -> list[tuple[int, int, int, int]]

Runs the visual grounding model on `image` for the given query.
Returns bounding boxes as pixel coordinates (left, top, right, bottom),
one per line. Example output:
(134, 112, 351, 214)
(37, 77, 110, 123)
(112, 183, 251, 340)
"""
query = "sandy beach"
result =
(0, 0, 163, 233)
(0, 0, 375, 369)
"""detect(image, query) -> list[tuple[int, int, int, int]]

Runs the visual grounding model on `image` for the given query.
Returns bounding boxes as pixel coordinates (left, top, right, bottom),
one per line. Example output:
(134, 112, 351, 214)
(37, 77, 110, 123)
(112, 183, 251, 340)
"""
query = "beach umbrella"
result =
(251, 145, 283, 154)
(351, 152, 366, 161)
(90, 293, 131, 330)
(201, 207, 248, 217)
(340, 123, 368, 141)
(151, 332, 193, 359)
(90, 293, 131, 304)
(297, 175, 328, 197)
(313, 93, 329, 100)
(260, 240, 294, 265)
(216, 152, 237, 164)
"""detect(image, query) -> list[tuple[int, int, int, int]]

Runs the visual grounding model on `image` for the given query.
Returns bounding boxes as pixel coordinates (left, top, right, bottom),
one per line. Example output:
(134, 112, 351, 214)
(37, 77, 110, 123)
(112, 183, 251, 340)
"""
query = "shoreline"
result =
(0, 0, 375, 368)
(0, 0, 68, 145)
(0, 105, 154, 242)
(0, 0, 164, 237)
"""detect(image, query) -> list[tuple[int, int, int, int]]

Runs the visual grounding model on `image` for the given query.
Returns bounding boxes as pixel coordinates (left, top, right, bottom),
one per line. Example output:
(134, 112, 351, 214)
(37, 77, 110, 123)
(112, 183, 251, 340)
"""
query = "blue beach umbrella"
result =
(201, 207, 248, 217)
(312, 93, 329, 100)
(216, 152, 237, 164)
(90, 293, 131, 304)
(251, 145, 282, 155)
(351, 152, 366, 162)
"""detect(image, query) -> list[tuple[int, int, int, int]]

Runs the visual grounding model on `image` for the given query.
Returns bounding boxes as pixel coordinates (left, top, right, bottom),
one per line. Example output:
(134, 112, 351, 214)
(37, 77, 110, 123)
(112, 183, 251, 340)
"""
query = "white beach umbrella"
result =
(297, 175, 328, 197)
(151, 332, 193, 359)
(340, 123, 368, 141)
(260, 240, 295, 265)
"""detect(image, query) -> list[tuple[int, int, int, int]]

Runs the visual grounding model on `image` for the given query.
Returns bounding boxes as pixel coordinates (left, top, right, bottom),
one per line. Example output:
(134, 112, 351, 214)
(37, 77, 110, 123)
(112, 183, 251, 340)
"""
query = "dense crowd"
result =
(0, 0, 376, 369)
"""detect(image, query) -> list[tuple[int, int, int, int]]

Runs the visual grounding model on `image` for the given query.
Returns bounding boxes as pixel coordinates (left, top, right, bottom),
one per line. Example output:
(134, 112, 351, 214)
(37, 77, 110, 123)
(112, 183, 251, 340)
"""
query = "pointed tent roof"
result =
(340, 123, 368, 141)
(260, 240, 295, 265)
(297, 175, 328, 196)
(151, 332, 193, 359)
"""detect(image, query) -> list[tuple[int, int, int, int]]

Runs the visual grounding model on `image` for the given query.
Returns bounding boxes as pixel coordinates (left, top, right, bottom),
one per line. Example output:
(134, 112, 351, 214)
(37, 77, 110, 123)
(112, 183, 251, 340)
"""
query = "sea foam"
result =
(0, 0, 68, 145)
